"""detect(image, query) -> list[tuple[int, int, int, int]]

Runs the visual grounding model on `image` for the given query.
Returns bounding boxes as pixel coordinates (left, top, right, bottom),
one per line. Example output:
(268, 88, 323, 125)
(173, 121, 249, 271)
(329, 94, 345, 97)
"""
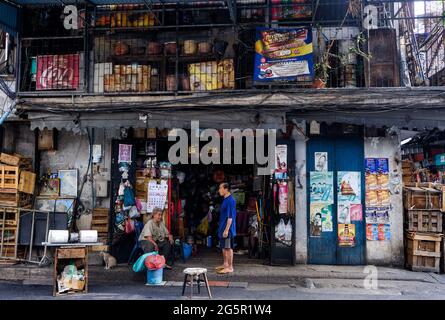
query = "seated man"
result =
(139, 207, 173, 269)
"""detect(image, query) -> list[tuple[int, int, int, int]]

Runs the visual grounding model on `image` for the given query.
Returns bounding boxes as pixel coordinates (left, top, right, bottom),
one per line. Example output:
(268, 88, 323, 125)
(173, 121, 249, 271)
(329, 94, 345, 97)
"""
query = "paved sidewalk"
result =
(0, 256, 441, 288)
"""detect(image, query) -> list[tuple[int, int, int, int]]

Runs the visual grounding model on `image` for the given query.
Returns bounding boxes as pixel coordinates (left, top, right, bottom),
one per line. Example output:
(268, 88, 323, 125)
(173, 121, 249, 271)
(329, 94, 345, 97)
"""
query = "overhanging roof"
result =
(3, 0, 220, 5)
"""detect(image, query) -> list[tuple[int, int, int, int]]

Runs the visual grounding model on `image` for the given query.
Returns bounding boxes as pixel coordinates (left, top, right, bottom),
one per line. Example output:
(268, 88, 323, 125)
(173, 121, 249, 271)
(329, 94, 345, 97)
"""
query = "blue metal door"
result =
(307, 136, 366, 265)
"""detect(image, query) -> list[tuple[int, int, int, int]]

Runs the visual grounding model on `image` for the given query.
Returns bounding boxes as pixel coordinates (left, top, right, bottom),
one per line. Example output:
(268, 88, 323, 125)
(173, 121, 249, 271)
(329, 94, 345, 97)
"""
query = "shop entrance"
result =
(307, 136, 366, 265)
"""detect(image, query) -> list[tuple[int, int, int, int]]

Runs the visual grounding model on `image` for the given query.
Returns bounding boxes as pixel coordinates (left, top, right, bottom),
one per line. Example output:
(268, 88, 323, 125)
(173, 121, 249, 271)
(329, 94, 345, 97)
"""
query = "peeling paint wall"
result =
(364, 135, 404, 266)
(292, 121, 308, 264)
(39, 128, 114, 210)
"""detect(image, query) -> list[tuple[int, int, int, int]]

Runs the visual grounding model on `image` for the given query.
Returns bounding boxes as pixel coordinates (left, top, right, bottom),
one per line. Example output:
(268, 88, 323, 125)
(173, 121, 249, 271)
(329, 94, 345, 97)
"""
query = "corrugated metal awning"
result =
(4, 0, 221, 5)
(27, 110, 286, 134)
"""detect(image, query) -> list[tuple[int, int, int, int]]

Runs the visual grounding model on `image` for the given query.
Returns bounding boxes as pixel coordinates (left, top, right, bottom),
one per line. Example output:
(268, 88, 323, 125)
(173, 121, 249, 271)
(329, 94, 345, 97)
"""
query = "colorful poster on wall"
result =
(321, 204, 333, 232)
(278, 182, 289, 214)
(378, 224, 391, 241)
(366, 224, 379, 241)
(271, 0, 313, 20)
(118, 144, 132, 163)
(376, 208, 390, 224)
(310, 171, 334, 204)
(254, 27, 314, 82)
(274, 145, 288, 179)
(338, 171, 361, 204)
(309, 204, 323, 237)
(350, 204, 363, 221)
(337, 203, 351, 224)
(338, 223, 356, 247)
(315, 152, 328, 172)
(36, 54, 80, 90)
(365, 158, 391, 240)
(365, 209, 377, 224)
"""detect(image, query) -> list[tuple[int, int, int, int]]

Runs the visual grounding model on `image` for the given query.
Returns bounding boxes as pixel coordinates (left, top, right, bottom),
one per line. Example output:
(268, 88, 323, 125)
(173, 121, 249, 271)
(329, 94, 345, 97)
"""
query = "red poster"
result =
(36, 54, 80, 90)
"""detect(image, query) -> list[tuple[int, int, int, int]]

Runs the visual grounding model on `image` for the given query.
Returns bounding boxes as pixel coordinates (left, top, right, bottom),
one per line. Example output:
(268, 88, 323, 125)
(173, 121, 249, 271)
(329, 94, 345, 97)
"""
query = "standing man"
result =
(216, 182, 237, 274)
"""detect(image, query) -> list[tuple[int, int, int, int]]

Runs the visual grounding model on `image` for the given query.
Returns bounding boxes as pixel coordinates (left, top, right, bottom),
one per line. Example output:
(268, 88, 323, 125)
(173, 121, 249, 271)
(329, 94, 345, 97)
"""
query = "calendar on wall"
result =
(146, 180, 168, 213)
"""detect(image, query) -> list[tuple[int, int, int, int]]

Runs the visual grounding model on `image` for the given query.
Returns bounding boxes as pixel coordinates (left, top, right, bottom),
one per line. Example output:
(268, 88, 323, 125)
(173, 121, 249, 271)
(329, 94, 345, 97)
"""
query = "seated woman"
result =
(139, 207, 173, 269)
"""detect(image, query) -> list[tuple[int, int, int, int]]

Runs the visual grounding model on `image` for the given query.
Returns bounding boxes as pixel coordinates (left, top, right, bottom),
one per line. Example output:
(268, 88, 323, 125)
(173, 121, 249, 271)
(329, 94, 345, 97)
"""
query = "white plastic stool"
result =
(182, 267, 212, 299)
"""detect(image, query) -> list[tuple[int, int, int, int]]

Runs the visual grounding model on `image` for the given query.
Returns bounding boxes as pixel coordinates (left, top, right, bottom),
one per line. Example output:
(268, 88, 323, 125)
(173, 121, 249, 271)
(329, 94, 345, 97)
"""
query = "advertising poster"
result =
(310, 171, 334, 204)
(310, 203, 329, 236)
(350, 204, 363, 221)
(376, 208, 390, 224)
(365, 209, 378, 224)
(337, 203, 351, 224)
(365, 158, 391, 240)
(36, 54, 80, 90)
(378, 224, 391, 241)
(321, 204, 333, 232)
(118, 144, 132, 163)
(366, 224, 379, 241)
(274, 145, 288, 179)
(254, 27, 314, 82)
(338, 171, 361, 204)
(315, 152, 328, 172)
(271, 0, 312, 21)
(338, 224, 356, 247)
(278, 182, 289, 214)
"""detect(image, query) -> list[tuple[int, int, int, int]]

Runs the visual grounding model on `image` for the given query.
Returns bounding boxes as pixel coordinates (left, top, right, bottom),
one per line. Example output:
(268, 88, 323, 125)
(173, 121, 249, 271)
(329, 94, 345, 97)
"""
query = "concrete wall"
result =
(2, 121, 35, 162)
(292, 121, 308, 264)
(39, 128, 114, 210)
(364, 135, 404, 267)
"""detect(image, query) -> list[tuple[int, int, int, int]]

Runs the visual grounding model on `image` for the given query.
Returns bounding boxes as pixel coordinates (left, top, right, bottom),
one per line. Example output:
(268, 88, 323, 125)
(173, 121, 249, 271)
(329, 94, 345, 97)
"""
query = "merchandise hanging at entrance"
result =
(365, 158, 391, 241)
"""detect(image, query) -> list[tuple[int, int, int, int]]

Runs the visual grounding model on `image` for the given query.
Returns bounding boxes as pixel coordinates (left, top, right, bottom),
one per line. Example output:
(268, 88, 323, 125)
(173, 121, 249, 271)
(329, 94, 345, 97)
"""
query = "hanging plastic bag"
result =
(275, 218, 285, 241)
(284, 220, 292, 243)
(196, 216, 209, 236)
(125, 218, 135, 234)
(129, 206, 140, 219)
(135, 198, 142, 212)
(124, 187, 136, 207)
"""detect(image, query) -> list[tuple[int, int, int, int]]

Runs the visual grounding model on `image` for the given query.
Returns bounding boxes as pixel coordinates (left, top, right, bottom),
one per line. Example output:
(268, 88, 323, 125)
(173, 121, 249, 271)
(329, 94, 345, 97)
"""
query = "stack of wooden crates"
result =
(0, 153, 36, 263)
(403, 183, 444, 273)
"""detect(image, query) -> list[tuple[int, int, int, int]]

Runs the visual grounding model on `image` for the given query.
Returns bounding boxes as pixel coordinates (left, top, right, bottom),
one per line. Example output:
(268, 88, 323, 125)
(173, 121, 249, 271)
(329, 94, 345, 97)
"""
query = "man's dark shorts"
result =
(219, 236, 235, 249)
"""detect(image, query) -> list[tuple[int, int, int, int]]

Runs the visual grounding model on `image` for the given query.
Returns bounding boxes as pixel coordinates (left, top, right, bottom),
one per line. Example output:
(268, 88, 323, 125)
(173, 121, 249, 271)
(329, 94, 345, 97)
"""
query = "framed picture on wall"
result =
(58, 169, 78, 197)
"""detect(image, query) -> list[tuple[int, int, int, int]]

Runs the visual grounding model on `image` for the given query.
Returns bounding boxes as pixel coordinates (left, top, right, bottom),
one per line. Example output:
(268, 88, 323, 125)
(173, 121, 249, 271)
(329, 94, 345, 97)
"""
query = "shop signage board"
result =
(36, 54, 80, 90)
(365, 158, 391, 241)
(271, 0, 312, 21)
(434, 153, 445, 166)
(254, 27, 314, 82)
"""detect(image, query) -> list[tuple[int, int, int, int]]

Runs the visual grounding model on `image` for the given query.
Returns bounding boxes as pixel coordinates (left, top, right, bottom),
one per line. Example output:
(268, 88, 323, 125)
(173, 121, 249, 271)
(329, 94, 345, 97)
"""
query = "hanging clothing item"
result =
(124, 187, 136, 207)
(118, 183, 125, 196)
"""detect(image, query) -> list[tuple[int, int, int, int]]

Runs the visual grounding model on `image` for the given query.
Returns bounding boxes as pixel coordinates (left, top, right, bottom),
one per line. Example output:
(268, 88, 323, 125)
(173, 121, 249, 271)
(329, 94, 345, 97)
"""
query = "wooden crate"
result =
(0, 166, 19, 189)
(0, 153, 21, 166)
(406, 232, 443, 273)
(404, 186, 441, 210)
(406, 210, 442, 233)
(92, 208, 109, 241)
(54, 247, 88, 296)
(18, 171, 36, 195)
(0, 191, 32, 208)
